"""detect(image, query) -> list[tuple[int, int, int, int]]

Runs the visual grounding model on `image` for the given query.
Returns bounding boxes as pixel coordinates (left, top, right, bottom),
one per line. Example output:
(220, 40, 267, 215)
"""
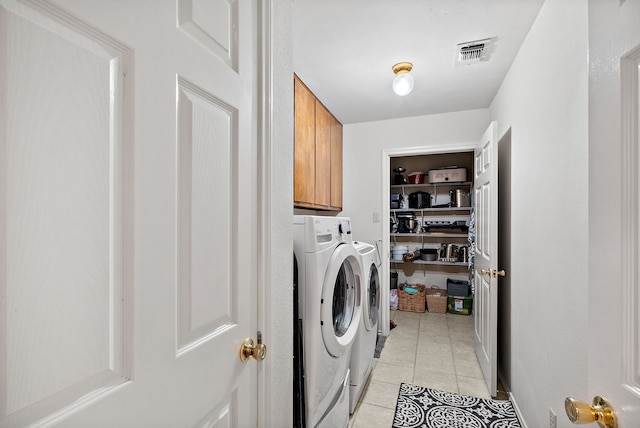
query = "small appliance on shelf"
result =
(396, 213, 421, 233)
(427, 166, 467, 183)
(393, 167, 407, 185)
(423, 220, 468, 232)
(390, 193, 402, 209)
(407, 171, 426, 184)
(408, 191, 430, 208)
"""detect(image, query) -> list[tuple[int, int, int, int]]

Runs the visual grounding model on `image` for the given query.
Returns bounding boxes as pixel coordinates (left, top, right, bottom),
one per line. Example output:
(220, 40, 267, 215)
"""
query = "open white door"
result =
(581, 1, 640, 425)
(473, 121, 499, 397)
(0, 1, 261, 426)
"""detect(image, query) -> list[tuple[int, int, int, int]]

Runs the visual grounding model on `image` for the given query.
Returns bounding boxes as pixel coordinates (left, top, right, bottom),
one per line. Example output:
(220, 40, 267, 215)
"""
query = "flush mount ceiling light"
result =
(392, 62, 414, 96)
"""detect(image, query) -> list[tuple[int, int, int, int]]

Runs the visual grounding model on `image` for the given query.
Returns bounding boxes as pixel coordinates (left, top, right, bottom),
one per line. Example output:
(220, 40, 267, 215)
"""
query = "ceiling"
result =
(292, 0, 546, 124)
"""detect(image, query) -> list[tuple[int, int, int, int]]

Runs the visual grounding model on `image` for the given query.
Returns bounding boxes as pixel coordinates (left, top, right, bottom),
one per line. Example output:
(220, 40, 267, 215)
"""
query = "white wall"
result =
(342, 0, 589, 426)
(342, 109, 490, 242)
(489, 0, 589, 426)
(342, 110, 489, 340)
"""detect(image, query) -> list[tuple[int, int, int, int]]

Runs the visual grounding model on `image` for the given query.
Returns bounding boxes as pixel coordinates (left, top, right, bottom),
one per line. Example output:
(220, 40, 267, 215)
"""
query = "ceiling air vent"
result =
(455, 38, 492, 66)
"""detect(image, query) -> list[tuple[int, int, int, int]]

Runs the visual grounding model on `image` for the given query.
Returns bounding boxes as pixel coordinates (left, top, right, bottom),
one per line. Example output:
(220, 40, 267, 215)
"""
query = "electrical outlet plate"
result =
(549, 408, 557, 428)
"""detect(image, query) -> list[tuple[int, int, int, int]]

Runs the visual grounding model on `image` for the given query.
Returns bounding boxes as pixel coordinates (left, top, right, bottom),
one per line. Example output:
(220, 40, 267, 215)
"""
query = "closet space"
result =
(390, 151, 474, 316)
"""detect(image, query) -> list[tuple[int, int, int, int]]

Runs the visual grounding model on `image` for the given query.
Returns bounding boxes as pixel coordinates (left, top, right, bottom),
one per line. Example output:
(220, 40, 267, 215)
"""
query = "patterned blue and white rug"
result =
(392, 383, 522, 428)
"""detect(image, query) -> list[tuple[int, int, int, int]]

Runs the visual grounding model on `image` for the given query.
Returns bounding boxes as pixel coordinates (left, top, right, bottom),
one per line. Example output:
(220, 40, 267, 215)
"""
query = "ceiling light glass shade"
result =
(392, 72, 414, 96)
(392, 62, 414, 96)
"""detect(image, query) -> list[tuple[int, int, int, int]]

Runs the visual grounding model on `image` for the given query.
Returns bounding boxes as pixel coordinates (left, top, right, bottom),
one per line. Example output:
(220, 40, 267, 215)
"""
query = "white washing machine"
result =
(349, 241, 381, 414)
(293, 215, 363, 428)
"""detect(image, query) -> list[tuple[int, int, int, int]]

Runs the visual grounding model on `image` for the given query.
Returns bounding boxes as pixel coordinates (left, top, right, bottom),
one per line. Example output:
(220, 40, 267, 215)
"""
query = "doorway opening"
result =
(380, 143, 476, 336)
(380, 126, 511, 398)
(497, 128, 512, 395)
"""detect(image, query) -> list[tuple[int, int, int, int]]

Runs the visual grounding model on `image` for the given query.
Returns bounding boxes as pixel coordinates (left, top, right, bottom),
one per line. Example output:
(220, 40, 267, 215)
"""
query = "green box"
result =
(447, 295, 473, 315)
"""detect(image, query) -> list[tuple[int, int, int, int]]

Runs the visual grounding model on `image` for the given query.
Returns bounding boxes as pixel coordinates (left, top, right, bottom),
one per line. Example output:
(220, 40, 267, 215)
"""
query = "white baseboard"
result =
(508, 392, 528, 428)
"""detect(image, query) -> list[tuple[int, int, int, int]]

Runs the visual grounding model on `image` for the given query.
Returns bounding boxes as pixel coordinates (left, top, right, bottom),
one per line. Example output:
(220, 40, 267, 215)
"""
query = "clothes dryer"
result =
(293, 216, 363, 428)
(349, 241, 381, 414)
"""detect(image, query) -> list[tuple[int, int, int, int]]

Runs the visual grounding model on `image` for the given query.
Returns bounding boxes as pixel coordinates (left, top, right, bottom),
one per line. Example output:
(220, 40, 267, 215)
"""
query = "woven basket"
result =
(398, 283, 426, 313)
(425, 286, 448, 314)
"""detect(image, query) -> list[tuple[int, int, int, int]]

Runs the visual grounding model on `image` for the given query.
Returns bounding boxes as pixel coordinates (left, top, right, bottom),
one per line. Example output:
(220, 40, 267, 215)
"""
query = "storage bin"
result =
(447, 295, 473, 315)
(427, 167, 467, 183)
(398, 283, 426, 313)
(425, 286, 447, 314)
(407, 172, 425, 184)
(447, 278, 470, 297)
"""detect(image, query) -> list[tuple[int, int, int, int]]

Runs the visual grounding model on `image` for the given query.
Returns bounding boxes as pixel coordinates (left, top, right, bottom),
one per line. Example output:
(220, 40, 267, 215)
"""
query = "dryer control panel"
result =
(338, 219, 351, 236)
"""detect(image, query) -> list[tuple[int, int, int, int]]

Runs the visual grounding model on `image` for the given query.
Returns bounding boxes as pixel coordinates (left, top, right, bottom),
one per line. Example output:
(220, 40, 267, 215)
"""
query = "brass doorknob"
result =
(565, 396, 617, 428)
(480, 269, 506, 278)
(240, 332, 267, 362)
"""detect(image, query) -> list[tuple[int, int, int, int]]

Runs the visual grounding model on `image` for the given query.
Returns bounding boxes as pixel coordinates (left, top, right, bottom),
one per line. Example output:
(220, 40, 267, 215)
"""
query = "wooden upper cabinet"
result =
(330, 115, 343, 209)
(293, 74, 343, 211)
(314, 100, 331, 207)
(294, 76, 315, 206)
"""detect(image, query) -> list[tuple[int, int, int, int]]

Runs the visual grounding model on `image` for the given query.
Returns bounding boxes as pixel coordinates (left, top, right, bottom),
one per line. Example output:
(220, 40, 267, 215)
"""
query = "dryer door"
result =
(321, 244, 362, 357)
(363, 263, 380, 331)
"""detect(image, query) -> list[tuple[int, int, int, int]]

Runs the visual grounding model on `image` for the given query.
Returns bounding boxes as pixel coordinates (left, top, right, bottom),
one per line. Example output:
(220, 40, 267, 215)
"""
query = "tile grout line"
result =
(445, 314, 462, 394)
(412, 312, 423, 385)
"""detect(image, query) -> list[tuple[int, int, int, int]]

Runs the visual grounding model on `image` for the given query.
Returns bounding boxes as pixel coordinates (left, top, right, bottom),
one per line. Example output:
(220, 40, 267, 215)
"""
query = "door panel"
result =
(0, 2, 130, 424)
(176, 77, 238, 353)
(177, 0, 239, 71)
(587, 0, 640, 423)
(330, 115, 342, 210)
(315, 100, 331, 207)
(293, 76, 315, 206)
(0, 0, 258, 426)
(473, 121, 498, 397)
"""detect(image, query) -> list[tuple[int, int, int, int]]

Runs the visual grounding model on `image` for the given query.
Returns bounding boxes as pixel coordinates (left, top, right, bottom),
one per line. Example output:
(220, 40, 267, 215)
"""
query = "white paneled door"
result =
(586, 0, 640, 425)
(473, 121, 499, 397)
(0, 0, 260, 426)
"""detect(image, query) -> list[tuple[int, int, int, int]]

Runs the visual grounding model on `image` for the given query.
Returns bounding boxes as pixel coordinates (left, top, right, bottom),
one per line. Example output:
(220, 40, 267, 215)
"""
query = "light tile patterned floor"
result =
(348, 310, 490, 428)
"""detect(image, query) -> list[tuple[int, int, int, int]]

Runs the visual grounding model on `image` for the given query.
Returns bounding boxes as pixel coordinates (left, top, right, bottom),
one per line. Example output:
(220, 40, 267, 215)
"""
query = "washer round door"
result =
(363, 263, 380, 331)
(321, 243, 363, 357)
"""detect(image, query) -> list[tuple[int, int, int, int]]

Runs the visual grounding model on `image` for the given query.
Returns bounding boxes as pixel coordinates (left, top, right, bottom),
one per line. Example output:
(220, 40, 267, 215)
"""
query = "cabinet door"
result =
(315, 100, 332, 207)
(330, 115, 343, 210)
(294, 76, 316, 206)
